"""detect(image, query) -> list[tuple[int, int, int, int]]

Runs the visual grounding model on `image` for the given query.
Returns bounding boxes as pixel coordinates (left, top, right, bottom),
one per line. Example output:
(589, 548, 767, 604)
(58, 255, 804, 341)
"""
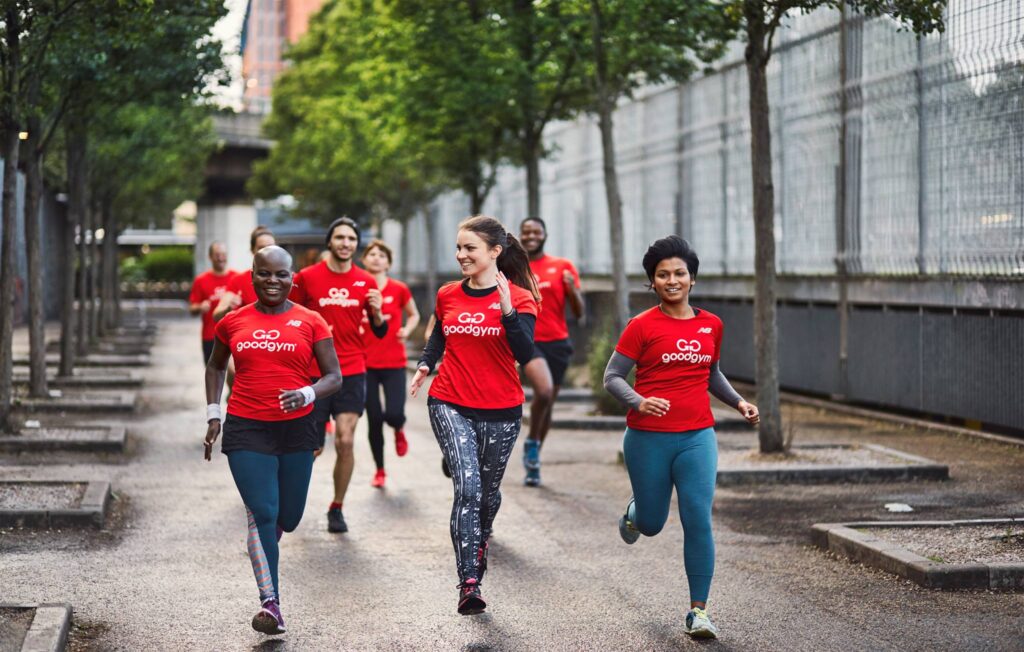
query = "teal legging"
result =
(622, 426, 717, 603)
(227, 450, 315, 603)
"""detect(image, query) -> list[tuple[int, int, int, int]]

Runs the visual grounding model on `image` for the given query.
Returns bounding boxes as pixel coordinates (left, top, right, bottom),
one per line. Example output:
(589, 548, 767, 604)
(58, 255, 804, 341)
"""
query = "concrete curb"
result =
(14, 392, 138, 414)
(0, 603, 73, 652)
(523, 388, 596, 403)
(0, 426, 127, 453)
(716, 443, 949, 486)
(0, 481, 111, 529)
(14, 354, 151, 368)
(13, 372, 144, 389)
(812, 518, 1024, 590)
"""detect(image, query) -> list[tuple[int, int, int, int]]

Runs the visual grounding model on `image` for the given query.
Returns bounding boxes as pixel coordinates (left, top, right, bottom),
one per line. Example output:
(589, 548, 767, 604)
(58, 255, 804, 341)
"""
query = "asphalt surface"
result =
(3, 316, 1023, 651)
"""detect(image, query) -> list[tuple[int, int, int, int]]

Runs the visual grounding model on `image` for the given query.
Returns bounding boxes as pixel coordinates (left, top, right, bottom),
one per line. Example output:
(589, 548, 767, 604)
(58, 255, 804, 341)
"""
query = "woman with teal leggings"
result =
(604, 235, 759, 640)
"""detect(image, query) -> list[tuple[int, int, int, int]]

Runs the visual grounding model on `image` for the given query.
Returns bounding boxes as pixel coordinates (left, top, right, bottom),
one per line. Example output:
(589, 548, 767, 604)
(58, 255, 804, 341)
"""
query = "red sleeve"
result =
(188, 277, 203, 304)
(566, 260, 581, 289)
(513, 289, 538, 318)
(311, 311, 332, 343)
(289, 271, 307, 305)
(614, 317, 644, 360)
(214, 310, 232, 346)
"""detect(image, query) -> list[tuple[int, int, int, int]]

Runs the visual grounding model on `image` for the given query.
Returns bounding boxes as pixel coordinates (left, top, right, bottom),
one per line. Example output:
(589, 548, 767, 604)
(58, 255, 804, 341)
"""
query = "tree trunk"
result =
(65, 115, 87, 367)
(523, 135, 541, 219)
(423, 203, 438, 308)
(73, 130, 89, 357)
(0, 9, 21, 434)
(745, 15, 784, 453)
(58, 198, 76, 377)
(101, 199, 117, 332)
(24, 121, 48, 397)
(470, 190, 484, 215)
(88, 204, 100, 341)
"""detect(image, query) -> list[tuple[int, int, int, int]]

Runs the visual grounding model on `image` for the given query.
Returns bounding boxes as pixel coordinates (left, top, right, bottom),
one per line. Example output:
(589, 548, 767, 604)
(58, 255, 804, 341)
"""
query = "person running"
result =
(410, 215, 539, 616)
(603, 235, 759, 640)
(213, 226, 276, 322)
(518, 217, 584, 486)
(290, 217, 387, 534)
(189, 241, 236, 363)
(203, 245, 342, 636)
(360, 239, 419, 488)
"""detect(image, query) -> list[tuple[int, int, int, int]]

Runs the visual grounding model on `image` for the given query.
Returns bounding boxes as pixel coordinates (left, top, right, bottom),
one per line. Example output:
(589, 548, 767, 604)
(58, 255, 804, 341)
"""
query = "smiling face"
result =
(455, 228, 500, 278)
(327, 224, 358, 263)
(519, 219, 545, 255)
(361, 245, 390, 274)
(251, 247, 293, 307)
(652, 257, 694, 306)
(209, 243, 228, 273)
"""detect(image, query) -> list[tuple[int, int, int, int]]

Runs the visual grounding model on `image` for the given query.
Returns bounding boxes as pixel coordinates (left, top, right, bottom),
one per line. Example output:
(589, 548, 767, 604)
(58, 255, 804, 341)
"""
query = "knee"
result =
(452, 475, 481, 503)
(335, 436, 354, 453)
(532, 385, 554, 406)
(636, 518, 665, 537)
(247, 500, 277, 527)
(383, 409, 404, 426)
(278, 514, 302, 533)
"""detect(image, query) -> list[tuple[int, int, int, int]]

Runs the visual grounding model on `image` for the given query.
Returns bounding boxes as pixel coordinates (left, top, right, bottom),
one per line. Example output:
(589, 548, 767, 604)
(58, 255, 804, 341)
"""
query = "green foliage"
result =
(119, 256, 147, 284)
(587, 320, 633, 416)
(138, 247, 194, 282)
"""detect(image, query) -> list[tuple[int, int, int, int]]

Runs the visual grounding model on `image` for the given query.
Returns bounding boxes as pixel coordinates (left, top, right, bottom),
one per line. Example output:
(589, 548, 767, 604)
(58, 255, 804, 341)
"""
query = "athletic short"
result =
(531, 339, 574, 386)
(221, 411, 319, 456)
(202, 339, 215, 365)
(312, 373, 366, 442)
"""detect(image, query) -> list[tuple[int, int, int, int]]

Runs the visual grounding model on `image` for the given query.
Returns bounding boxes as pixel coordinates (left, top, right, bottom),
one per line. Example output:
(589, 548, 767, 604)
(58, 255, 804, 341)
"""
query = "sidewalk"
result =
(2, 316, 1023, 650)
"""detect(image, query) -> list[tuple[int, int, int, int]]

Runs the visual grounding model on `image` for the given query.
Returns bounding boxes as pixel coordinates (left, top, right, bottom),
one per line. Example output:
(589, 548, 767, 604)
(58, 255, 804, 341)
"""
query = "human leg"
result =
(332, 412, 358, 505)
(671, 427, 718, 607)
(227, 450, 281, 601)
(477, 418, 521, 542)
(364, 369, 386, 471)
(276, 450, 316, 534)
(621, 427, 675, 537)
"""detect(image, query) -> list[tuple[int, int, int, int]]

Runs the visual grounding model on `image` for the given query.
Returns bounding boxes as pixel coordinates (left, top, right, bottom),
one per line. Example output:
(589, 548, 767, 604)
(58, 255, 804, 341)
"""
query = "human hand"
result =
(637, 397, 671, 417)
(278, 388, 308, 413)
(496, 271, 512, 314)
(562, 270, 575, 287)
(367, 289, 383, 316)
(410, 366, 429, 397)
(737, 400, 760, 426)
(396, 326, 409, 342)
(200, 300, 212, 313)
(204, 420, 221, 461)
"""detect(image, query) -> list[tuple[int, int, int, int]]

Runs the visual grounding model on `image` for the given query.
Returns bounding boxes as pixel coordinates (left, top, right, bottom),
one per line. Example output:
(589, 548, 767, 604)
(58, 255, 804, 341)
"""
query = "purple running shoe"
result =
(251, 598, 286, 635)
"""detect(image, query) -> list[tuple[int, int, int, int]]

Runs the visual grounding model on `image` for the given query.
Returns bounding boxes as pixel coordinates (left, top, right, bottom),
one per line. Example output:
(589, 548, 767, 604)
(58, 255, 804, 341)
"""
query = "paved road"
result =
(3, 317, 1023, 650)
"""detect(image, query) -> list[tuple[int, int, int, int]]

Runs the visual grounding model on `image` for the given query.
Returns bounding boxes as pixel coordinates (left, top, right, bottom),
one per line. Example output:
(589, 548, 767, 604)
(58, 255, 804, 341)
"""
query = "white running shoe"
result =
(684, 607, 719, 639)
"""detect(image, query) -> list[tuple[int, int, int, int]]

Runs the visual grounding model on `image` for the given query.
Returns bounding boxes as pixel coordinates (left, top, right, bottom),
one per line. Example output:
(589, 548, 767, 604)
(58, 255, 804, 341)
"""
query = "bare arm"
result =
(397, 296, 420, 341)
(211, 291, 240, 323)
(202, 338, 231, 460)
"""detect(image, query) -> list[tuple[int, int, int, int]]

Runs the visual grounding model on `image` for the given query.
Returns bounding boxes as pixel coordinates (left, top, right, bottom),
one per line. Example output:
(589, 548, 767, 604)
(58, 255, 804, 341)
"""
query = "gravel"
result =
(0, 482, 86, 510)
(868, 524, 1024, 564)
(719, 445, 908, 469)
(0, 607, 35, 651)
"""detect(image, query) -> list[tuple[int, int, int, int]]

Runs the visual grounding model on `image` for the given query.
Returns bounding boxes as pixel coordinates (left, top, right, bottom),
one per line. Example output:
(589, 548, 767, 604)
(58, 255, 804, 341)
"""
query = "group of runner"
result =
(191, 215, 759, 640)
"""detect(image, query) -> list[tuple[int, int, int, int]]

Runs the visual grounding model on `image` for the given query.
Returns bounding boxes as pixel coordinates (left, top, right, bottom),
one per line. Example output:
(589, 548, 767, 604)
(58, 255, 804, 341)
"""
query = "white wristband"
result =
(298, 385, 316, 407)
(206, 403, 222, 422)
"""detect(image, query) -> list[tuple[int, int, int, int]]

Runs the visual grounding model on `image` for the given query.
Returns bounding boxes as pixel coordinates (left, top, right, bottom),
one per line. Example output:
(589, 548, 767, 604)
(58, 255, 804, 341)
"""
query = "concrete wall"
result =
(194, 202, 258, 275)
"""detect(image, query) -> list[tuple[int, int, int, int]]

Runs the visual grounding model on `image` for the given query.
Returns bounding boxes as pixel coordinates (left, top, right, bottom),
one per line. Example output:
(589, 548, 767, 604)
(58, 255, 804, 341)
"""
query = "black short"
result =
(531, 339, 574, 386)
(221, 411, 319, 456)
(202, 339, 215, 364)
(312, 373, 366, 435)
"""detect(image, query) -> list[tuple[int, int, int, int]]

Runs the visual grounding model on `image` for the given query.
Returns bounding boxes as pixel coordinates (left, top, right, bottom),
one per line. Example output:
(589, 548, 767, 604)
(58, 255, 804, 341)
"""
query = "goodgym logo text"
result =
(444, 312, 501, 337)
(236, 329, 297, 353)
(319, 287, 360, 308)
(662, 338, 712, 365)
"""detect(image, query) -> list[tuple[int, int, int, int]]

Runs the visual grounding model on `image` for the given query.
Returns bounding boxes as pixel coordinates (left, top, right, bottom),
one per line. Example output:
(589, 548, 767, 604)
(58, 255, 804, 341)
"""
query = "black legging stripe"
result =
(365, 368, 408, 470)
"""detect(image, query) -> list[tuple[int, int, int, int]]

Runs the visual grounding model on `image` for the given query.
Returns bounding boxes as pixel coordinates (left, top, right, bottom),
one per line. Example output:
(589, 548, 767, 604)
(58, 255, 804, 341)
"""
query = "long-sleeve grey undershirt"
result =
(602, 351, 744, 410)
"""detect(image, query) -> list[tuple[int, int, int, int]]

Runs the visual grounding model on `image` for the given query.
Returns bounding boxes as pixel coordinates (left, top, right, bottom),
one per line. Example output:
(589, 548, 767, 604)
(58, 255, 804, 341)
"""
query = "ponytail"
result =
(458, 215, 541, 303)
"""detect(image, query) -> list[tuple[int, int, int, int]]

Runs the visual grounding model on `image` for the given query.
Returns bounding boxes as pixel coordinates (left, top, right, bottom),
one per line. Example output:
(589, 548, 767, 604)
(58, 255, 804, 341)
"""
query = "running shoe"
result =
(441, 458, 452, 478)
(684, 607, 719, 639)
(523, 439, 540, 471)
(395, 429, 409, 457)
(327, 507, 348, 533)
(457, 578, 486, 615)
(618, 498, 640, 544)
(524, 466, 540, 487)
(477, 542, 489, 583)
(371, 469, 386, 488)
(251, 598, 286, 635)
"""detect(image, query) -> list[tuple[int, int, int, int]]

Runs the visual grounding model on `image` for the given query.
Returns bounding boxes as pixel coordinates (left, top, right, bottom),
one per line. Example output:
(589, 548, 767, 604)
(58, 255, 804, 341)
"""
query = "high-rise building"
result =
(240, 0, 324, 114)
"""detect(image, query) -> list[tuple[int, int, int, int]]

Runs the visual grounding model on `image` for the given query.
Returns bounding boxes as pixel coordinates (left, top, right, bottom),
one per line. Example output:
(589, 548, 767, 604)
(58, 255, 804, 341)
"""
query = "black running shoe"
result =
(477, 542, 489, 582)
(441, 458, 452, 478)
(327, 507, 347, 533)
(457, 578, 486, 615)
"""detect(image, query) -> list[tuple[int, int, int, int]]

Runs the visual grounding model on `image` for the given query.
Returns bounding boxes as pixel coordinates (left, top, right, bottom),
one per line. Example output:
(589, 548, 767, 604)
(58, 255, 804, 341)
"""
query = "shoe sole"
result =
(685, 627, 717, 639)
(251, 612, 286, 635)
(458, 597, 487, 616)
(524, 477, 540, 487)
(618, 515, 640, 544)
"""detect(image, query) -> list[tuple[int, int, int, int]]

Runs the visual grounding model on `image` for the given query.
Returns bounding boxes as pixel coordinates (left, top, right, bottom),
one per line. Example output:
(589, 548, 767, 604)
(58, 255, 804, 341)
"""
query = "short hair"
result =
(325, 217, 360, 248)
(520, 217, 547, 232)
(208, 241, 226, 256)
(362, 239, 393, 265)
(641, 235, 699, 282)
(250, 226, 274, 253)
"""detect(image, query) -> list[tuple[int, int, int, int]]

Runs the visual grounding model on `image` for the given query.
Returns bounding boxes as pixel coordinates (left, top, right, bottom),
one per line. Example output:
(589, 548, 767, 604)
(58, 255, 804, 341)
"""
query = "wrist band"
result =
(298, 385, 316, 407)
(206, 403, 221, 422)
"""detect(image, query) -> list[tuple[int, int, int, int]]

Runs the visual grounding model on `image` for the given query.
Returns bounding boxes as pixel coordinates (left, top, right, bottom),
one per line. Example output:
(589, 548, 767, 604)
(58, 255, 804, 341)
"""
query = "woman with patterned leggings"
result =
(410, 215, 539, 615)
(604, 236, 759, 640)
(203, 246, 341, 636)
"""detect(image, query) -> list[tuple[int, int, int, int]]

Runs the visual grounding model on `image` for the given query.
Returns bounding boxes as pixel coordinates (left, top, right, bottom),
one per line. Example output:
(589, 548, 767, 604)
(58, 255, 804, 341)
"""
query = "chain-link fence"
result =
(396, 1, 1024, 282)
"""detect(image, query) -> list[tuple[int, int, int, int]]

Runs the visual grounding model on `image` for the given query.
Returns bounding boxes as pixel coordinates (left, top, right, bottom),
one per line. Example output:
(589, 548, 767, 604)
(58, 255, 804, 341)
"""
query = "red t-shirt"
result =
(214, 303, 332, 422)
(530, 254, 581, 342)
(189, 269, 236, 341)
(226, 270, 259, 307)
(290, 261, 379, 376)
(614, 306, 723, 433)
(362, 278, 413, 370)
(428, 282, 539, 410)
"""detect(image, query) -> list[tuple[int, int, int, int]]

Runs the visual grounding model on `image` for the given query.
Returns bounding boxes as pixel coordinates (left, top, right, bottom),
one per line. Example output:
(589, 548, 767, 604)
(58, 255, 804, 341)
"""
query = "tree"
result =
(569, 0, 729, 334)
(726, 0, 945, 452)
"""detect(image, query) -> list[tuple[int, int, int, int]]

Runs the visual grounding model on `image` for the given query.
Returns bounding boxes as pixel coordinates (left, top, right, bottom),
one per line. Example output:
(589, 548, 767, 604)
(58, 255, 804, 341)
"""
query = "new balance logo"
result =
(697, 327, 712, 334)
(488, 303, 502, 310)
(353, 281, 367, 287)
(286, 320, 302, 328)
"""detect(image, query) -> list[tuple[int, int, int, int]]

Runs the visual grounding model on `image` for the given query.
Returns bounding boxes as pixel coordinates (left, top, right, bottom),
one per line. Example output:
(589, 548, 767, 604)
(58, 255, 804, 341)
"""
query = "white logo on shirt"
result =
(384, 296, 395, 304)
(697, 327, 712, 334)
(661, 338, 712, 365)
(236, 329, 296, 353)
(444, 312, 501, 337)
(253, 329, 280, 340)
(353, 281, 367, 287)
(547, 267, 557, 273)
(319, 287, 360, 308)
(488, 303, 501, 310)
(458, 312, 486, 324)
(286, 320, 302, 328)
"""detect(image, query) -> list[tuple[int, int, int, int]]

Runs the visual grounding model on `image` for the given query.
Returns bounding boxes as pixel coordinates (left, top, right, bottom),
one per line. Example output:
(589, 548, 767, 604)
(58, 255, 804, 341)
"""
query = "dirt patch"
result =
(67, 618, 111, 652)
(0, 606, 35, 651)
(0, 482, 86, 510)
(868, 524, 1024, 565)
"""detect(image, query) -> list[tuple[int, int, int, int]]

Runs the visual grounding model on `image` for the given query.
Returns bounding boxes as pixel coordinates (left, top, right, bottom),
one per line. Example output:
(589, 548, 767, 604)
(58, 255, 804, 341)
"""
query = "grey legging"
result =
(428, 400, 521, 583)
